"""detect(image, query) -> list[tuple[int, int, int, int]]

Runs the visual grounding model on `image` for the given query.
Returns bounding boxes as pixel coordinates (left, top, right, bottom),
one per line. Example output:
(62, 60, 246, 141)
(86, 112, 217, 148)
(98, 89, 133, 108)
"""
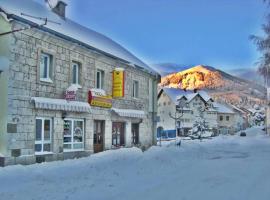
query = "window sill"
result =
(40, 78, 53, 83)
(35, 152, 54, 156)
(63, 149, 84, 153)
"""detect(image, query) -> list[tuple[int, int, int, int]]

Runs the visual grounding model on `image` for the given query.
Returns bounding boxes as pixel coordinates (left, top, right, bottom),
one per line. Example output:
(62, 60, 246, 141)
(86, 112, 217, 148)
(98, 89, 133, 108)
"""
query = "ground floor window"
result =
(35, 118, 52, 153)
(112, 122, 125, 146)
(63, 119, 84, 151)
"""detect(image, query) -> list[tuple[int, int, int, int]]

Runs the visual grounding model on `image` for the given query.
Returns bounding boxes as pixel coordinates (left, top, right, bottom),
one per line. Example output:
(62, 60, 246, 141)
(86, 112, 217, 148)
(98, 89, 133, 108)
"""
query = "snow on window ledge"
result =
(63, 149, 84, 153)
(35, 152, 54, 156)
(40, 78, 53, 83)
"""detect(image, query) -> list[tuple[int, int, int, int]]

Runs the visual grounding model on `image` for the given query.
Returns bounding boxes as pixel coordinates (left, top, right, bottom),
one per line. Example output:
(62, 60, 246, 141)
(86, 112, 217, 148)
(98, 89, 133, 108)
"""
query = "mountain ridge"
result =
(159, 65, 266, 107)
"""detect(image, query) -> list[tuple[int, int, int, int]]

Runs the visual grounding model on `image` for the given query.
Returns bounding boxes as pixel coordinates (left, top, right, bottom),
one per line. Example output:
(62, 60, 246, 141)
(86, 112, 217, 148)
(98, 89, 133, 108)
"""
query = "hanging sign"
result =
(113, 68, 125, 98)
(65, 85, 78, 101)
(88, 89, 112, 108)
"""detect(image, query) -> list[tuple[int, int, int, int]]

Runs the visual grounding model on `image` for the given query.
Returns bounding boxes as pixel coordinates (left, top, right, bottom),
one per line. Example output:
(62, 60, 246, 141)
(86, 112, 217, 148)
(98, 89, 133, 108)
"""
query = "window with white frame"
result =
(96, 69, 104, 89)
(132, 80, 139, 98)
(35, 118, 52, 153)
(72, 61, 81, 85)
(40, 52, 53, 82)
(63, 119, 84, 151)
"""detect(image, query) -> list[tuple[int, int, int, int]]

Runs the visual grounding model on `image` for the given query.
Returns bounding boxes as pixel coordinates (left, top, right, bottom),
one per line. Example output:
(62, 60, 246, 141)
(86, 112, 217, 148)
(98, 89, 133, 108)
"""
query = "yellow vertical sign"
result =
(113, 68, 125, 98)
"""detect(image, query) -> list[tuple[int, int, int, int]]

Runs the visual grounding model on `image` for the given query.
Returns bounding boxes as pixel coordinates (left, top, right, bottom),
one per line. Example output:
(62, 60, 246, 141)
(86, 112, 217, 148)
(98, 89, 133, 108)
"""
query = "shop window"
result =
(96, 69, 104, 89)
(132, 80, 139, 98)
(35, 118, 52, 154)
(71, 61, 81, 85)
(226, 116, 230, 121)
(40, 52, 53, 82)
(63, 119, 84, 151)
(220, 116, 223, 121)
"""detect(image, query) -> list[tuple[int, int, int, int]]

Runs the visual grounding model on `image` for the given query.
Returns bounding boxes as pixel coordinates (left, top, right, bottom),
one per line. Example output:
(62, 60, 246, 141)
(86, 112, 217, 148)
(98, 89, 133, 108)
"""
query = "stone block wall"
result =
(2, 20, 157, 165)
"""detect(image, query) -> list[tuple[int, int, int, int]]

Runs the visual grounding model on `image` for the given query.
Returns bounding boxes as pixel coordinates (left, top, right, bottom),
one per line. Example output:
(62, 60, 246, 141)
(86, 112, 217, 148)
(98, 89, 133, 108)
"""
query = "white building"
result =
(157, 88, 218, 137)
(157, 88, 240, 138)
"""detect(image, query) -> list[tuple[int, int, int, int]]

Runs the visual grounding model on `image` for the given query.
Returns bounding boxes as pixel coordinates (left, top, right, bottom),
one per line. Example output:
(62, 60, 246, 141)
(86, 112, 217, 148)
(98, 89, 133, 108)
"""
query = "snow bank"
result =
(0, 127, 270, 200)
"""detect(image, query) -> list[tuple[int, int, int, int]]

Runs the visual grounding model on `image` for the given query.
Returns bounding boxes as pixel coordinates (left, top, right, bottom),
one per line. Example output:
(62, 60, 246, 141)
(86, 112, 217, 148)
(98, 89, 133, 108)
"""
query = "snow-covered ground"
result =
(1, 127, 270, 200)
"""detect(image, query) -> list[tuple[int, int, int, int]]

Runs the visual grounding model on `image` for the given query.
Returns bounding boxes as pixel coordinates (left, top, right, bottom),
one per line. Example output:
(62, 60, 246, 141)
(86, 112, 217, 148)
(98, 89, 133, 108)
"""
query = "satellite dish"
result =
(46, 0, 59, 9)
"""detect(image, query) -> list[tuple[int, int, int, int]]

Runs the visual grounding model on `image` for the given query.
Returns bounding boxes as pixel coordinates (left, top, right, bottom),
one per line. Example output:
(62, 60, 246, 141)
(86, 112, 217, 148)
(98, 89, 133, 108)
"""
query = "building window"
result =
(35, 118, 52, 153)
(40, 52, 53, 82)
(71, 61, 81, 85)
(132, 80, 139, 98)
(226, 116, 230, 121)
(96, 69, 104, 89)
(63, 119, 84, 151)
(220, 116, 223, 121)
(163, 102, 166, 106)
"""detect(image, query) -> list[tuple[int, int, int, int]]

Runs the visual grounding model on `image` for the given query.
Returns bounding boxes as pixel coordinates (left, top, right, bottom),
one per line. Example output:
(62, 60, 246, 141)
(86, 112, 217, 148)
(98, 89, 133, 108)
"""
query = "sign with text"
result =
(113, 68, 125, 98)
(88, 89, 112, 108)
(65, 85, 78, 101)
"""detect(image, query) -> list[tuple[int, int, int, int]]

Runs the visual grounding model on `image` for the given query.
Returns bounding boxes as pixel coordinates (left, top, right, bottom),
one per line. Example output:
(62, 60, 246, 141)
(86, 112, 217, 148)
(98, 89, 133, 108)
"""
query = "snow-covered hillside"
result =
(0, 127, 270, 200)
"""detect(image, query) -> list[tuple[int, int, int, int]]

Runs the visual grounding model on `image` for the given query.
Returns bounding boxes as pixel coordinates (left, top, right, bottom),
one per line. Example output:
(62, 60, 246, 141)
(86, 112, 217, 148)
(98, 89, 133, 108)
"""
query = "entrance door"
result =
(94, 120, 104, 153)
(112, 122, 125, 147)
(132, 123, 139, 145)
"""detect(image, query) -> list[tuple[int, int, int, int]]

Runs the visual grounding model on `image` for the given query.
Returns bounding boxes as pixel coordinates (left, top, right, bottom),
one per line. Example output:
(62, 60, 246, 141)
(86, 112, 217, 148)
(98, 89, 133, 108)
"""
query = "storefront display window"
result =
(63, 119, 84, 151)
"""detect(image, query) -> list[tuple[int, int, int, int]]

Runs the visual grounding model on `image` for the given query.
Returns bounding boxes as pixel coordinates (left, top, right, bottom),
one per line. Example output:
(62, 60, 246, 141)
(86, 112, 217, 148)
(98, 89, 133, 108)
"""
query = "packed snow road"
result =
(0, 127, 270, 200)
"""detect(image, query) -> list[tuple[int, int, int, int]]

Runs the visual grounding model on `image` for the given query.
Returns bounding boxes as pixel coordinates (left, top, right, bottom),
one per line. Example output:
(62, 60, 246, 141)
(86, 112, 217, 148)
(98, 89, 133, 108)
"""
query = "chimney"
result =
(52, 1, 67, 19)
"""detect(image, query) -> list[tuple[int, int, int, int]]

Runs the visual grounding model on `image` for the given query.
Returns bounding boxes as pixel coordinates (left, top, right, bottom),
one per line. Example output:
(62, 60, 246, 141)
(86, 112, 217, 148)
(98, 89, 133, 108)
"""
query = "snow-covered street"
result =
(1, 127, 270, 200)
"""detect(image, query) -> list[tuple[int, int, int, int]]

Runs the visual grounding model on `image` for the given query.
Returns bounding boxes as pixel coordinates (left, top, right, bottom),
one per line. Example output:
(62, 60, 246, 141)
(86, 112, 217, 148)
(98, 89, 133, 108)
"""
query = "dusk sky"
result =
(43, 0, 267, 70)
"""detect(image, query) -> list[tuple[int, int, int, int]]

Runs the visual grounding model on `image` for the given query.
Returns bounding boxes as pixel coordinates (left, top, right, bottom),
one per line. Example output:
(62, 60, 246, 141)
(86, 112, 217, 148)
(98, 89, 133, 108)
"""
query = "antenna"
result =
(0, 12, 60, 37)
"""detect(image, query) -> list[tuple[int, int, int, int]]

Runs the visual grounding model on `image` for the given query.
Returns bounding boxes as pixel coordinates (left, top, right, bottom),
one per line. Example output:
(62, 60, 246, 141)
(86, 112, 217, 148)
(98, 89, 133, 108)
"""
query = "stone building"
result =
(0, 0, 160, 166)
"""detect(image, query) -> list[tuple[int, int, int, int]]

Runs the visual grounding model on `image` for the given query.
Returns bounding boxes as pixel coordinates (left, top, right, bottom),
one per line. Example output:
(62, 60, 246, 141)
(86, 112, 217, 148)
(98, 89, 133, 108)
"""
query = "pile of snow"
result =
(1, 127, 270, 200)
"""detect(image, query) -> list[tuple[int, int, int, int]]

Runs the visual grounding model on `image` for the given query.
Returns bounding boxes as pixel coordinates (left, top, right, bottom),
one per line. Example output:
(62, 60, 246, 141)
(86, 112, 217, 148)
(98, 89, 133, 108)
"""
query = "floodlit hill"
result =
(160, 65, 266, 106)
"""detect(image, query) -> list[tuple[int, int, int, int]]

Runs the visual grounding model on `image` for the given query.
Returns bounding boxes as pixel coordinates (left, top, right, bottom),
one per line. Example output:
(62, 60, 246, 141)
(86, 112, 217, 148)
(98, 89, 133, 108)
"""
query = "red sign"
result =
(65, 90, 76, 101)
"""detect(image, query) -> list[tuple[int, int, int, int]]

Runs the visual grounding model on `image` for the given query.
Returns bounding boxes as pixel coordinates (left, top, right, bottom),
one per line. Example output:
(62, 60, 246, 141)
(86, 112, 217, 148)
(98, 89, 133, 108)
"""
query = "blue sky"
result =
(49, 0, 267, 70)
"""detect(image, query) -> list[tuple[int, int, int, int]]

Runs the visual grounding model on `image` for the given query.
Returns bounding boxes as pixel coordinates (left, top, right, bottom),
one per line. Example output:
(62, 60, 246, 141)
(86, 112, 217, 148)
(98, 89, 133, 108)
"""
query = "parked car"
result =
(240, 131, 246, 137)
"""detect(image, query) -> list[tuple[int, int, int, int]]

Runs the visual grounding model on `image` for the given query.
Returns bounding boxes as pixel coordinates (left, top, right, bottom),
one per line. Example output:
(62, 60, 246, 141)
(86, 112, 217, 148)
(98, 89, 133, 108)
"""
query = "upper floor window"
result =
(71, 61, 81, 85)
(226, 116, 230, 121)
(132, 80, 139, 98)
(35, 118, 52, 154)
(96, 69, 104, 89)
(40, 52, 53, 82)
(220, 116, 223, 121)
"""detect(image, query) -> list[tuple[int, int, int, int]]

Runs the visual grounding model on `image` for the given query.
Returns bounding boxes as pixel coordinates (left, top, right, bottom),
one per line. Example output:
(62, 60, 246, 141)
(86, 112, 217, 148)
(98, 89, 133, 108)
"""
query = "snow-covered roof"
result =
(161, 88, 211, 105)
(213, 103, 235, 114)
(0, 0, 158, 75)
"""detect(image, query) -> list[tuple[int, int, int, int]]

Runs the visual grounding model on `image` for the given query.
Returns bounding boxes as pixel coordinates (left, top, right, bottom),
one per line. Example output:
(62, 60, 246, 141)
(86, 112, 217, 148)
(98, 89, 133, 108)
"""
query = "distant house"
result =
(157, 88, 219, 138)
(214, 103, 237, 135)
(157, 88, 243, 138)
(230, 105, 249, 130)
